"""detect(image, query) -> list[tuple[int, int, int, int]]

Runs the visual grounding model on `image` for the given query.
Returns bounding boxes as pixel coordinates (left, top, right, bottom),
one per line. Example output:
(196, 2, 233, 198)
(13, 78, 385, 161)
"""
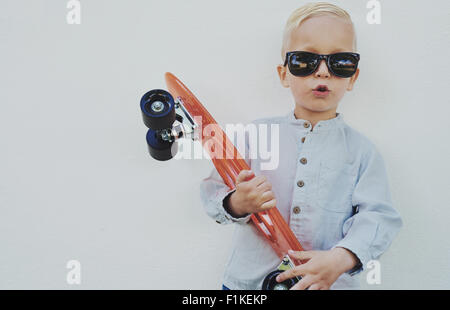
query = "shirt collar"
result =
(286, 109, 344, 131)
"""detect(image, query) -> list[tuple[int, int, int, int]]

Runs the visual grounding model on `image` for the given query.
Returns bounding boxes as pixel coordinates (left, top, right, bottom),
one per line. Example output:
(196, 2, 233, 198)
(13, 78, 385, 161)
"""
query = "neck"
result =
(294, 105, 337, 129)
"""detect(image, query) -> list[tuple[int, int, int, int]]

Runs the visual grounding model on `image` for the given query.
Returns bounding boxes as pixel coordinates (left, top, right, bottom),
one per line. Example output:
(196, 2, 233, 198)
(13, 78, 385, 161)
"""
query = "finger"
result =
(307, 284, 321, 290)
(290, 275, 315, 290)
(256, 181, 272, 192)
(260, 198, 276, 211)
(237, 170, 255, 185)
(259, 190, 275, 203)
(236, 170, 254, 184)
(248, 175, 267, 187)
(287, 250, 319, 261)
(276, 265, 307, 283)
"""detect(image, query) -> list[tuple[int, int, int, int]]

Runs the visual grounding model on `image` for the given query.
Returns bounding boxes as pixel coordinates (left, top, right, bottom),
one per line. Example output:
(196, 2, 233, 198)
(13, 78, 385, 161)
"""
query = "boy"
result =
(200, 2, 402, 290)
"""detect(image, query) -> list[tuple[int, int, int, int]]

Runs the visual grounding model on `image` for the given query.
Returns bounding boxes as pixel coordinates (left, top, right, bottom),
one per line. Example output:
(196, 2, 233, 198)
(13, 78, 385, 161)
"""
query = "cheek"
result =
(336, 81, 349, 98)
(288, 75, 310, 95)
(332, 80, 350, 99)
(290, 84, 308, 101)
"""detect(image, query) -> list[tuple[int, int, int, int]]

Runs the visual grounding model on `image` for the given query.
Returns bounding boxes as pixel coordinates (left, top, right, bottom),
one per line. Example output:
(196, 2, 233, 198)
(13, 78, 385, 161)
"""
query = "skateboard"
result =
(140, 72, 304, 289)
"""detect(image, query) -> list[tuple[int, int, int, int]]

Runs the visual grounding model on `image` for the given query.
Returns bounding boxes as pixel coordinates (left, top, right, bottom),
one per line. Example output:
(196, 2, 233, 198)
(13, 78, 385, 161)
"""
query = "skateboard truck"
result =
(159, 98, 200, 143)
(262, 255, 301, 290)
(140, 89, 199, 161)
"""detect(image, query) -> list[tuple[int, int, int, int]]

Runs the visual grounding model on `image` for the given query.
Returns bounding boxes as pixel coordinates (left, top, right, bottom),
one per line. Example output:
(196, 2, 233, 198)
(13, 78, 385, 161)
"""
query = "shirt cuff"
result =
(214, 188, 251, 225)
(332, 242, 369, 276)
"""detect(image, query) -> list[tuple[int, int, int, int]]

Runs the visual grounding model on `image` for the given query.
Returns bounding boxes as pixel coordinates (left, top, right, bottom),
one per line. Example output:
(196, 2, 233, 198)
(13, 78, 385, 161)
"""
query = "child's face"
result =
(277, 15, 359, 116)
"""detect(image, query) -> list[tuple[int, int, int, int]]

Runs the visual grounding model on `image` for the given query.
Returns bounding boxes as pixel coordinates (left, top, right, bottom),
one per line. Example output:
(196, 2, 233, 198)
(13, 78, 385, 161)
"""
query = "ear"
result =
(277, 64, 290, 88)
(346, 68, 359, 91)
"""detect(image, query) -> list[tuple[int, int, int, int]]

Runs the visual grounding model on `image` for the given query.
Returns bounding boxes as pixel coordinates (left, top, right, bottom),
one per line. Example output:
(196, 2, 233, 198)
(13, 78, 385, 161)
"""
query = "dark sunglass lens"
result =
(329, 54, 358, 77)
(289, 52, 318, 76)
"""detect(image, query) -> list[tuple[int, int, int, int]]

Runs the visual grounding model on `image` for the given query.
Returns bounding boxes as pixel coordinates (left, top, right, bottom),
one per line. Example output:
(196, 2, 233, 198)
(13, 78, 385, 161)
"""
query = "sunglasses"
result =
(283, 51, 360, 78)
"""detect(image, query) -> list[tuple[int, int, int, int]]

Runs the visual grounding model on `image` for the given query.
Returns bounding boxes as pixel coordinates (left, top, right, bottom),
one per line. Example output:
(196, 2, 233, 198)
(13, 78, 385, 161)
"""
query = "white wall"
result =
(0, 0, 449, 289)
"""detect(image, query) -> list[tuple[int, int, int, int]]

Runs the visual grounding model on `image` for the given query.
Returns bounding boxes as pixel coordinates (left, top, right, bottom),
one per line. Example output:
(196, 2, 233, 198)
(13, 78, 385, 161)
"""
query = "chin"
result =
(303, 103, 333, 112)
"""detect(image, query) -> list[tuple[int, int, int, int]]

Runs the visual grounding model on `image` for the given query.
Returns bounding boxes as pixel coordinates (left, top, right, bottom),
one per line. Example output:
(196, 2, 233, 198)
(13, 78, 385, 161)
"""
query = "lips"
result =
(314, 85, 329, 92)
(312, 84, 330, 98)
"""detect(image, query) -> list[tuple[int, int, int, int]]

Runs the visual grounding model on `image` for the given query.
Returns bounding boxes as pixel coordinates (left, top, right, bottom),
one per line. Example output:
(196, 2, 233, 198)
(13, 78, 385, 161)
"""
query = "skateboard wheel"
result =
(262, 270, 298, 290)
(140, 89, 176, 130)
(146, 128, 178, 161)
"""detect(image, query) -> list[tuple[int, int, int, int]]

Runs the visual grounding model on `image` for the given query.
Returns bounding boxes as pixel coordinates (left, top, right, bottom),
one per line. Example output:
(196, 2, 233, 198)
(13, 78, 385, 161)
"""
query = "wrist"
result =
(224, 192, 247, 218)
(331, 247, 359, 274)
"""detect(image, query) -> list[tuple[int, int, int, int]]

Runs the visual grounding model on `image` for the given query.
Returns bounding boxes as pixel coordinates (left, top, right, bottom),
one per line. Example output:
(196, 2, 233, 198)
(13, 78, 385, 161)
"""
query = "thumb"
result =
(236, 170, 254, 184)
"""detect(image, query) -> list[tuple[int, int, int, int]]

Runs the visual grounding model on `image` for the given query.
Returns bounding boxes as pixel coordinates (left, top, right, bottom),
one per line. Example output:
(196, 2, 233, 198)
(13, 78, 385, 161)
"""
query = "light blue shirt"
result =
(200, 109, 402, 289)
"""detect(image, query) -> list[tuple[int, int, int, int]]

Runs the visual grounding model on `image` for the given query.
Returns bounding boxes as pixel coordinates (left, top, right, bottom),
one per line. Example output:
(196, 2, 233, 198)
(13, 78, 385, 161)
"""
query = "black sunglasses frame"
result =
(283, 51, 360, 78)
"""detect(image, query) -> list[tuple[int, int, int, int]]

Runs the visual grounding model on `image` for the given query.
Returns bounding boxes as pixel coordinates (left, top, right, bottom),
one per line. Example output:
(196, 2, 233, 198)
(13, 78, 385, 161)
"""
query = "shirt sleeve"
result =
(200, 168, 251, 225)
(199, 123, 253, 225)
(333, 143, 403, 275)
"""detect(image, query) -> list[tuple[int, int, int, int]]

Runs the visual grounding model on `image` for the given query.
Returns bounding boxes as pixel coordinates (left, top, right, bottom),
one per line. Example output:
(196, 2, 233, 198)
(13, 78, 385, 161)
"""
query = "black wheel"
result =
(262, 270, 298, 290)
(146, 128, 178, 161)
(140, 89, 176, 130)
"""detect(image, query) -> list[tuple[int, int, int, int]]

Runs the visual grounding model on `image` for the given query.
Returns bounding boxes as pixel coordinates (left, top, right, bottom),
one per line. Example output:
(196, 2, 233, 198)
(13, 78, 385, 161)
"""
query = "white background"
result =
(0, 0, 449, 289)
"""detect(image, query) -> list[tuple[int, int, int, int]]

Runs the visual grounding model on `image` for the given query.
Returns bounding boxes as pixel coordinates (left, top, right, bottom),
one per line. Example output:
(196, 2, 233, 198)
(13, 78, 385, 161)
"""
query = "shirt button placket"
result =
(292, 122, 310, 225)
(301, 121, 311, 143)
(294, 163, 306, 218)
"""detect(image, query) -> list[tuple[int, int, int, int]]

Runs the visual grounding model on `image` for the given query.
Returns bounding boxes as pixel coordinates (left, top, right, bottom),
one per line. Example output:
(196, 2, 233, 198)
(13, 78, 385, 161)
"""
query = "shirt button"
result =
(300, 157, 307, 165)
(293, 206, 301, 214)
(303, 122, 310, 128)
(297, 180, 304, 187)
(301, 137, 306, 143)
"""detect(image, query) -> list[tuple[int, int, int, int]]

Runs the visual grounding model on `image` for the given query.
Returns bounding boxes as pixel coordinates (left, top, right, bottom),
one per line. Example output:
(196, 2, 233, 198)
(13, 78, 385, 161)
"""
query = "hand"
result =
(276, 248, 359, 290)
(225, 170, 276, 217)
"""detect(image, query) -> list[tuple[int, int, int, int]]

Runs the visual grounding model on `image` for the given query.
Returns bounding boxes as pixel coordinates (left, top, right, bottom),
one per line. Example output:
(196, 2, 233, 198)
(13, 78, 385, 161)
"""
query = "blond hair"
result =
(281, 2, 357, 59)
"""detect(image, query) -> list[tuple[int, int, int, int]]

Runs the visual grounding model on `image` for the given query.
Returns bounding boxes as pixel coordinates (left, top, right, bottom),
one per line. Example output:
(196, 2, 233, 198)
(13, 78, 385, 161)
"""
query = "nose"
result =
(314, 60, 330, 78)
